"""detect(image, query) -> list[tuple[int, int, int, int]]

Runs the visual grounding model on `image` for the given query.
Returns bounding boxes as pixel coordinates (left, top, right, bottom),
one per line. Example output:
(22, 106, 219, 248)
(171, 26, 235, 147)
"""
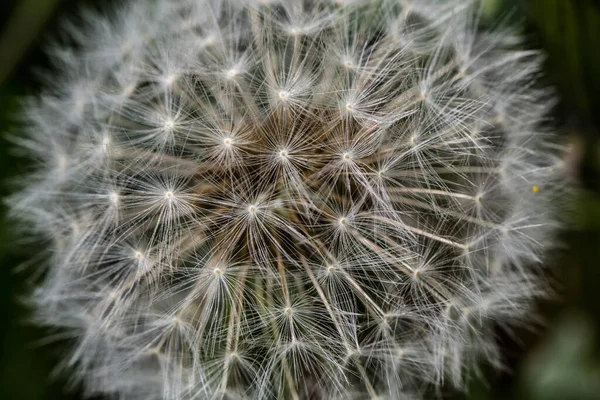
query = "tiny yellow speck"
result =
(548, 167, 553, 173)
(532, 185, 539, 193)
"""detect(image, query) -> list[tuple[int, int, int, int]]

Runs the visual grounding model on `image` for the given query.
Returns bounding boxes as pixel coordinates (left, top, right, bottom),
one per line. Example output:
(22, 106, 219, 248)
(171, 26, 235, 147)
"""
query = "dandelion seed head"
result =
(10, 0, 567, 399)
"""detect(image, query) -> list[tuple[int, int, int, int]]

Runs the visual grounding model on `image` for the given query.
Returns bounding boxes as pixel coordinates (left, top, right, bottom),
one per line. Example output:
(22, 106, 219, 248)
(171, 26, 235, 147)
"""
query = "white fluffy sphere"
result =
(10, 0, 565, 399)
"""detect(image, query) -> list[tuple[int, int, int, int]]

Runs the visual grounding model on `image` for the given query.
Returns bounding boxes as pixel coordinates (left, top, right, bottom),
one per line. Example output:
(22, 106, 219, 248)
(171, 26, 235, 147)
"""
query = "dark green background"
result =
(1, 1, 599, 399)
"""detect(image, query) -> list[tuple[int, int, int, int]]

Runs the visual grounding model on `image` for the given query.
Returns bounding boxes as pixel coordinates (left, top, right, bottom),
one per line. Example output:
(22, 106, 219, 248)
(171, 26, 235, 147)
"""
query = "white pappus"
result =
(8, 0, 567, 399)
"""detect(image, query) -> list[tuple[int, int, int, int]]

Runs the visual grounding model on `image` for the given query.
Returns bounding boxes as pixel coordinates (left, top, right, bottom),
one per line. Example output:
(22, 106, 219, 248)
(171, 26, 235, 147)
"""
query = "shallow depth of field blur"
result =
(1, 0, 599, 399)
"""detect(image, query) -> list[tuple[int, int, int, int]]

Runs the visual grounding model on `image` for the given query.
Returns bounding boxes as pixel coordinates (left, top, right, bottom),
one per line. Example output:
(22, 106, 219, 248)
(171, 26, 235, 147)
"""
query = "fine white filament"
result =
(10, 0, 565, 399)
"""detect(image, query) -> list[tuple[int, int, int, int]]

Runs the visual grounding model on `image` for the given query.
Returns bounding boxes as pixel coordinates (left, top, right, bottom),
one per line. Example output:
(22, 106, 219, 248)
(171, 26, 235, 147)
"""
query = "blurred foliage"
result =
(1, 0, 600, 399)
(527, 0, 600, 128)
(0, 0, 63, 83)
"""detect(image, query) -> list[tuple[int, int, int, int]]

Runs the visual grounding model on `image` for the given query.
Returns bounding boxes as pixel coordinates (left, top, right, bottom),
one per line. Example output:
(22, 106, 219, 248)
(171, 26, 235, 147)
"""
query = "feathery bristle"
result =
(9, 0, 565, 399)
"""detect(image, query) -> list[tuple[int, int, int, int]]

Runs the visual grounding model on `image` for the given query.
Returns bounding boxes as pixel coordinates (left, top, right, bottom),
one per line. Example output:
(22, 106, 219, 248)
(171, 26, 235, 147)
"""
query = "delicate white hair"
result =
(9, 0, 565, 398)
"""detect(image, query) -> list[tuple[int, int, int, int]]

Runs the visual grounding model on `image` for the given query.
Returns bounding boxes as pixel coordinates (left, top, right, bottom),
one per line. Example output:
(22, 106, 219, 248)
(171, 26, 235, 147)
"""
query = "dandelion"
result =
(9, 0, 566, 399)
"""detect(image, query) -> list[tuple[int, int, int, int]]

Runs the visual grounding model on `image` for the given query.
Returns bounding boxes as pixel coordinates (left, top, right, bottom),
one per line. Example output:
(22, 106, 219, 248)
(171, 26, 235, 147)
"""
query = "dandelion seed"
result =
(226, 68, 238, 79)
(109, 192, 120, 206)
(57, 154, 68, 171)
(163, 74, 177, 87)
(163, 119, 175, 132)
(102, 137, 111, 153)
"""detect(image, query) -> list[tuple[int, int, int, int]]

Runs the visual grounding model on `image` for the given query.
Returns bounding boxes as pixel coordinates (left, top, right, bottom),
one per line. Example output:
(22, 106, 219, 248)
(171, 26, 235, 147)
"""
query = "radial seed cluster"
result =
(11, 0, 564, 399)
